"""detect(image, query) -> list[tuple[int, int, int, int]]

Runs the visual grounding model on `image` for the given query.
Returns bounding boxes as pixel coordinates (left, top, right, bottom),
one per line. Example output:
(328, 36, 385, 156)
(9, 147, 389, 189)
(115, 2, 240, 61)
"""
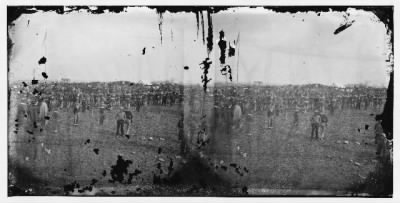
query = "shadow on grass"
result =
(147, 155, 245, 196)
(347, 159, 392, 197)
(8, 161, 48, 196)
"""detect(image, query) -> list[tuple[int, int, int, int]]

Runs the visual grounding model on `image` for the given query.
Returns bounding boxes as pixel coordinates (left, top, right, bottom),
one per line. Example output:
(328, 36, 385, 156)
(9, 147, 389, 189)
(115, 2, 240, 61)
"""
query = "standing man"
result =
(266, 104, 274, 129)
(310, 110, 321, 140)
(124, 110, 133, 136)
(115, 107, 126, 136)
(73, 102, 80, 126)
(320, 109, 328, 140)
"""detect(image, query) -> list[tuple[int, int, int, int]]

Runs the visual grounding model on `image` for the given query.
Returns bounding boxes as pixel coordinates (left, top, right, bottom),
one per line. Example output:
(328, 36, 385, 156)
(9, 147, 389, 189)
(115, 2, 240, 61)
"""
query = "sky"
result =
(8, 7, 392, 87)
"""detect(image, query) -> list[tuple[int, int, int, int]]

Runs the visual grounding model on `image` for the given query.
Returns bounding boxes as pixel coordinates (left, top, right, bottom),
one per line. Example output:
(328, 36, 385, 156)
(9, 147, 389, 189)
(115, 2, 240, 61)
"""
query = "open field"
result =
(8, 92, 383, 196)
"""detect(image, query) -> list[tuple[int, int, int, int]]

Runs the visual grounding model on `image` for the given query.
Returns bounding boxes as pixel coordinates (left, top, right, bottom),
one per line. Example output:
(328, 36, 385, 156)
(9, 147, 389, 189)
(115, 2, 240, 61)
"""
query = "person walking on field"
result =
(310, 110, 321, 140)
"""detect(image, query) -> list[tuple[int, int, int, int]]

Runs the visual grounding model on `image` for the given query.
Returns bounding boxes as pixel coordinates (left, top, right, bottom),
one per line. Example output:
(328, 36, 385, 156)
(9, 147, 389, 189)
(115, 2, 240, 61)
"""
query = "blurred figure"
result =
(232, 101, 242, 129)
(52, 110, 60, 133)
(266, 104, 274, 129)
(39, 98, 49, 131)
(310, 110, 321, 140)
(293, 106, 300, 128)
(16, 99, 28, 125)
(319, 109, 328, 140)
(28, 98, 39, 131)
(99, 105, 105, 125)
(177, 113, 186, 155)
(73, 102, 80, 126)
(374, 116, 384, 144)
(124, 110, 133, 136)
(375, 132, 386, 159)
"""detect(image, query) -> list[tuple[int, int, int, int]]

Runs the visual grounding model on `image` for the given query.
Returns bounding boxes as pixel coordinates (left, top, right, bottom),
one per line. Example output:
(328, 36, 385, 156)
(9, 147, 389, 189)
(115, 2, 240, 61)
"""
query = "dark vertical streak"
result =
(200, 58, 212, 92)
(200, 11, 205, 45)
(378, 71, 393, 139)
(158, 12, 164, 45)
(206, 10, 213, 56)
(7, 32, 13, 73)
(195, 12, 200, 39)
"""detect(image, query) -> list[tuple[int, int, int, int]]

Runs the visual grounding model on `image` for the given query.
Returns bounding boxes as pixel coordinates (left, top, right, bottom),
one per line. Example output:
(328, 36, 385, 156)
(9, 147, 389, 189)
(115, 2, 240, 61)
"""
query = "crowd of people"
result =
(12, 81, 388, 156)
(204, 84, 386, 139)
(13, 81, 184, 136)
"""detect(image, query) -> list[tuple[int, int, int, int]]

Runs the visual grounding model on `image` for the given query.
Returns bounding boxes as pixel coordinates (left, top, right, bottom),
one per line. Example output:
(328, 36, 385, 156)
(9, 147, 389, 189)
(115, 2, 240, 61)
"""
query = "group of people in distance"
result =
(12, 81, 389, 159)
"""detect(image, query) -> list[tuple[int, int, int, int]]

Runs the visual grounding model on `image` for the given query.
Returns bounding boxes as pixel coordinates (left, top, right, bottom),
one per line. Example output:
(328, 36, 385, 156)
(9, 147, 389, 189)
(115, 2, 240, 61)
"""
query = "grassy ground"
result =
(8, 94, 384, 196)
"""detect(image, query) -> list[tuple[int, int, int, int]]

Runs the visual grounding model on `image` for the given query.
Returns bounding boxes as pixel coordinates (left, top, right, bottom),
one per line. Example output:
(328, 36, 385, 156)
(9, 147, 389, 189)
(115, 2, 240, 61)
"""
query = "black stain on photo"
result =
(217, 30, 227, 64)
(38, 56, 47, 65)
(199, 57, 212, 92)
(109, 155, 133, 183)
(91, 178, 98, 185)
(63, 181, 79, 195)
(93, 148, 99, 155)
(242, 186, 248, 195)
(41, 72, 48, 79)
(334, 20, 355, 35)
